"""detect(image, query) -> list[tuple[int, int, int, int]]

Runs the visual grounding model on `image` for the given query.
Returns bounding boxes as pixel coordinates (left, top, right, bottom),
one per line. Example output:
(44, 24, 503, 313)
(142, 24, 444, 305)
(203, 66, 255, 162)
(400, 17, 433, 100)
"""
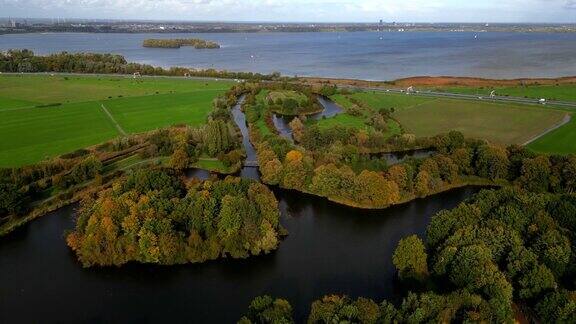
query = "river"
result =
(1, 32, 576, 80)
(272, 96, 344, 142)
(0, 100, 487, 323)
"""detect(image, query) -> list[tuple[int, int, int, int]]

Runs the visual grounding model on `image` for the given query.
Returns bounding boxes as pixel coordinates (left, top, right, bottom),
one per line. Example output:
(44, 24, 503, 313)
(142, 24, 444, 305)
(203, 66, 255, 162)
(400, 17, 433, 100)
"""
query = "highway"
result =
(342, 85, 576, 109)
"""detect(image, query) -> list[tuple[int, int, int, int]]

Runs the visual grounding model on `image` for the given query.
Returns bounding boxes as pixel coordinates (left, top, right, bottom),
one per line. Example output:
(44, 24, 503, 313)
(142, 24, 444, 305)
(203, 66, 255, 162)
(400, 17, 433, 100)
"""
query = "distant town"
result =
(1, 18, 575, 34)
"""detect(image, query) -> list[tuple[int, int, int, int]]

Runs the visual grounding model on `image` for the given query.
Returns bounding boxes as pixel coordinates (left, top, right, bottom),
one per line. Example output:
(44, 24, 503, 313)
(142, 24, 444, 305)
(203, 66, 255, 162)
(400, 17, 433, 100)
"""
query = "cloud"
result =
(566, 0, 576, 9)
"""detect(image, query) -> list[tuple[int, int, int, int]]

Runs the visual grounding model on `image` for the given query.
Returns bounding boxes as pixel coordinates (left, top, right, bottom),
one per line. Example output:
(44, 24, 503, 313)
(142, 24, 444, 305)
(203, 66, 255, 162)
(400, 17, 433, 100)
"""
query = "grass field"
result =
(341, 90, 576, 153)
(527, 118, 576, 154)
(393, 99, 567, 145)
(192, 159, 235, 173)
(267, 90, 308, 104)
(434, 84, 576, 102)
(315, 114, 368, 130)
(0, 74, 230, 106)
(340, 91, 568, 146)
(0, 75, 232, 167)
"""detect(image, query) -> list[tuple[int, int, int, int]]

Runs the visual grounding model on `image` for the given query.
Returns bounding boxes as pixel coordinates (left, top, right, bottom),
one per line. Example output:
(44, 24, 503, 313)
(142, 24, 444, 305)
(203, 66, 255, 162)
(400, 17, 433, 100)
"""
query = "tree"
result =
(0, 182, 26, 216)
(355, 170, 400, 207)
(239, 295, 294, 324)
(519, 155, 551, 193)
(475, 144, 509, 180)
(387, 164, 410, 192)
(170, 147, 190, 171)
(393, 235, 429, 281)
(288, 117, 305, 142)
(415, 170, 431, 197)
(261, 159, 283, 185)
(536, 290, 576, 323)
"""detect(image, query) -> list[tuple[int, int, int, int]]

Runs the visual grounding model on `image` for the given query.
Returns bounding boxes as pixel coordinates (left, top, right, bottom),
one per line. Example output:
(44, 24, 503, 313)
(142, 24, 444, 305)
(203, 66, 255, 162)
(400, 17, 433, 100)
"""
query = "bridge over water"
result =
(243, 161, 259, 167)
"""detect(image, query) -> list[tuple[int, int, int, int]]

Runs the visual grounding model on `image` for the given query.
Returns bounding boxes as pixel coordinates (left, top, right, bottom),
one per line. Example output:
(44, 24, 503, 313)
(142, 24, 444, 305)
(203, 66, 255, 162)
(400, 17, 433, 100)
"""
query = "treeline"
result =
(255, 126, 576, 208)
(67, 169, 283, 267)
(241, 187, 575, 323)
(0, 49, 283, 81)
(143, 38, 220, 49)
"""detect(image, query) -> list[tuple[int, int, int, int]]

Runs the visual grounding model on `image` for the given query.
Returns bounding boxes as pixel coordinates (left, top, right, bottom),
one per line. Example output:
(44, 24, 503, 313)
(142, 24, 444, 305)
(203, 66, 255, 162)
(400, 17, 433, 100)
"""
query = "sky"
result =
(1, 0, 576, 23)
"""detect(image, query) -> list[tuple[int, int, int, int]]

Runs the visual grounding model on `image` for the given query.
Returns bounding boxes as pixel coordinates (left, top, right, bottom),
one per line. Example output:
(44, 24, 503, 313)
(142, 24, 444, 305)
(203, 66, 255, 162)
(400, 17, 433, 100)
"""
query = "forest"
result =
(143, 38, 220, 49)
(66, 169, 282, 267)
(240, 187, 576, 323)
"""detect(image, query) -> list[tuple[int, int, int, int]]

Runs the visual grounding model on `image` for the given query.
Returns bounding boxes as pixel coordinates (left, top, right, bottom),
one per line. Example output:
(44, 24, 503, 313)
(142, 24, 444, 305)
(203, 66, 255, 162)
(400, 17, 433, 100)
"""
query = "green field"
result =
(0, 74, 230, 105)
(393, 99, 567, 145)
(528, 118, 576, 154)
(341, 91, 568, 146)
(267, 90, 308, 104)
(0, 75, 232, 167)
(315, 114, 368, 130)
(435, 84, 576, 102)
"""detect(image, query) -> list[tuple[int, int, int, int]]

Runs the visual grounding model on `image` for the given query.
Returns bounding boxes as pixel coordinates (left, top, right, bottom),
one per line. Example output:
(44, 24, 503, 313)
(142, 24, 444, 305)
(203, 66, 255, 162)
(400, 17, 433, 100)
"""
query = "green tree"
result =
(240, 295, 294, 324)
(393, 235, 429, 282)
(519, 155, 551, 192)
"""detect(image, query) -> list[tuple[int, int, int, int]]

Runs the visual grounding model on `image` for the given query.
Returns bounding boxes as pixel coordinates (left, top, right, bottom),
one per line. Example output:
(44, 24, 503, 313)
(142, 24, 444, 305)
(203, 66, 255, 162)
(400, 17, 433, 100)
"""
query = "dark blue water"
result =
(1, 32, 575, 80)
(0, 182, 483, 323)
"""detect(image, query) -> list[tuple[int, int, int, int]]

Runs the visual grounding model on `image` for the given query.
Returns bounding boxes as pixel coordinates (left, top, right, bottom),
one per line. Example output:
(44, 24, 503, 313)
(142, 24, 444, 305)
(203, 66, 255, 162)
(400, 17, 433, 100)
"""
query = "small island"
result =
(142, 38, 221, 49)
(66, 169, 283, 267)
(266, 90, 323, 116)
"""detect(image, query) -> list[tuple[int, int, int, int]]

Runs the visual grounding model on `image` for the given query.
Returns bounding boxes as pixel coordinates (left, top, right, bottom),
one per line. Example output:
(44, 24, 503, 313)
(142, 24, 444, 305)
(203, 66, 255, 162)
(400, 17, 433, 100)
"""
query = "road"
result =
(342, 85, 576, 109)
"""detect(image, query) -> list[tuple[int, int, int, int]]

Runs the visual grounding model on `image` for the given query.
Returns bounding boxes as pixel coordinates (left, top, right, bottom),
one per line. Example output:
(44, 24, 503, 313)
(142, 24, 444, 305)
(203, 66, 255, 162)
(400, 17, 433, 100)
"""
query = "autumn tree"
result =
(170, 147, 190, 171)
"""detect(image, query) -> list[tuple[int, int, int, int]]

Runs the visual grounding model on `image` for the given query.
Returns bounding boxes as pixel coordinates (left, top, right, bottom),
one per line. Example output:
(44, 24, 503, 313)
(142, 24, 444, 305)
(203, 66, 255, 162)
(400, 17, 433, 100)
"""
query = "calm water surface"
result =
(0, 180, 482, 323)
(1, 32, 575, 80)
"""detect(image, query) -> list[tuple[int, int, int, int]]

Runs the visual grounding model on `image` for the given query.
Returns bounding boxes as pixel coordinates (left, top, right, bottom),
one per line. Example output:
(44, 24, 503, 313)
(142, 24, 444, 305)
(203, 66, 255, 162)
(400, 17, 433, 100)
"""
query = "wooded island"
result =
(142, 38, 221, 49)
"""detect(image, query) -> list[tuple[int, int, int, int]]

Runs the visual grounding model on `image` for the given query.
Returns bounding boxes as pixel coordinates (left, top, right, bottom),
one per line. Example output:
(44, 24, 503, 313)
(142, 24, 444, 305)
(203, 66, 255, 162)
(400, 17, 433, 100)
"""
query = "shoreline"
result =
(301, 75, 576, 89)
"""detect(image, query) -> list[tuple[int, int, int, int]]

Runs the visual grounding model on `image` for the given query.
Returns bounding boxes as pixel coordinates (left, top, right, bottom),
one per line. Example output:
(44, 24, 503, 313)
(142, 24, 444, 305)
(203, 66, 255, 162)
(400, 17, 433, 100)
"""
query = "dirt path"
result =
(523, 114, 572, 146)
(100, 103, 126, 136)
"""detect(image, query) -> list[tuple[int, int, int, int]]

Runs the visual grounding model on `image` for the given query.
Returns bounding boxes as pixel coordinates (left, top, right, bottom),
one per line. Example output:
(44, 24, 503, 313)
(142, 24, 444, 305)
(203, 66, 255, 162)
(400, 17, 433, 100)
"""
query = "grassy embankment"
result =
(0, 75, 232, 166)
(332, 91, 568, 149)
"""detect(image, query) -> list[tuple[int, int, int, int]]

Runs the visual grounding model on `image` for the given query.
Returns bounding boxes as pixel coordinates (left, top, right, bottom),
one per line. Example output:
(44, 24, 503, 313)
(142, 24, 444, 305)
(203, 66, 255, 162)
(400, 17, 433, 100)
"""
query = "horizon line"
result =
(1, 17, 576, 25)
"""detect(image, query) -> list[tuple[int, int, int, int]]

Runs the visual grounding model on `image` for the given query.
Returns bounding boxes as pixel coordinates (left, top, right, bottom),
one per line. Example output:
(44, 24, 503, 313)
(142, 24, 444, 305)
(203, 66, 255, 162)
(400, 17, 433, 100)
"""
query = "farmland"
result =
(0, 74, 233, 166)
(335, 91, 569, 147)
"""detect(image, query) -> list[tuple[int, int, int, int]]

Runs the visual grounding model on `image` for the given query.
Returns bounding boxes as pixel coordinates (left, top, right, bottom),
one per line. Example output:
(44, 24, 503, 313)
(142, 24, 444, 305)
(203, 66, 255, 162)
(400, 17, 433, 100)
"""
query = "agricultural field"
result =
(342, 91, 569, 147)
(0, 74, 233, 167)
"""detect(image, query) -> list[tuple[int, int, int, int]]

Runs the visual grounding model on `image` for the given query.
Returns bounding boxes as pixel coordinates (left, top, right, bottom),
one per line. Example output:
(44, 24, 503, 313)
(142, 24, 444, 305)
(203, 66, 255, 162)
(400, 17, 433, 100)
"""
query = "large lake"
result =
(1, 32, 576, 80)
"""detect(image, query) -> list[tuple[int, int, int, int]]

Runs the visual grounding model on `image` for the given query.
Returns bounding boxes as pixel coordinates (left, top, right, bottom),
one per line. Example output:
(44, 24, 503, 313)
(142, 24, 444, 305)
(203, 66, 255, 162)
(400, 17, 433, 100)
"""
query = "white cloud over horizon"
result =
(1, 0, 575, 23)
